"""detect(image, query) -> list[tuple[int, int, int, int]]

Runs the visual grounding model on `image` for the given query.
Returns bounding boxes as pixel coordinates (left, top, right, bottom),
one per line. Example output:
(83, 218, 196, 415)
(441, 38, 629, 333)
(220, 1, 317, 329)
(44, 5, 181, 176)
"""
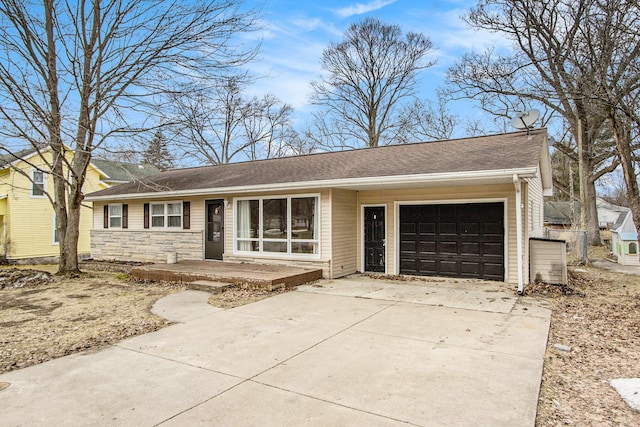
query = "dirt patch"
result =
(207, 283, 293, 309)
(0, 271, 187, 373)
(530, 266, 640, 426)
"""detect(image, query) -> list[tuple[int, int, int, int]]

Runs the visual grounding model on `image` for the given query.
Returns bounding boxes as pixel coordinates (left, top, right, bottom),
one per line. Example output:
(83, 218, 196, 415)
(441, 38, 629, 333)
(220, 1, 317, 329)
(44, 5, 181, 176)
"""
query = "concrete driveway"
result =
(0, 276, 551, 426)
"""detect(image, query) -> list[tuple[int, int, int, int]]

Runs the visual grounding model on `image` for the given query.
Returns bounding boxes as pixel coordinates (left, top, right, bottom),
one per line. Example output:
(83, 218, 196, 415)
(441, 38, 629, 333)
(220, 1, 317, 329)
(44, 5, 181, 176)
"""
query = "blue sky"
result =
(243, 0, 510, 131)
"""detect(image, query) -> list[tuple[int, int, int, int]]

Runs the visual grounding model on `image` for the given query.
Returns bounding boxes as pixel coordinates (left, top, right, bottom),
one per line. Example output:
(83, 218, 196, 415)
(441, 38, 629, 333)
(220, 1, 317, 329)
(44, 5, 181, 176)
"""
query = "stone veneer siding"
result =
(91, 230, 204, 263)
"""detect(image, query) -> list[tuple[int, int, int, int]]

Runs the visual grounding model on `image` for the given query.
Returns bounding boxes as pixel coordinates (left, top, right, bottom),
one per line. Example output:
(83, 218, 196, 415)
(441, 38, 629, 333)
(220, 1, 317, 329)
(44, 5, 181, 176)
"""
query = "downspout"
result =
(513, 174, 524, 294)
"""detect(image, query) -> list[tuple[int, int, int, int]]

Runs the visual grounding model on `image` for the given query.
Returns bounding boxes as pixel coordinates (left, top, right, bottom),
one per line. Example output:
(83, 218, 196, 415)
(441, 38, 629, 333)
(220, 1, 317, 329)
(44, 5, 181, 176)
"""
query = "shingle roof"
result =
(1, 149, 159, 184)
(87, 129, 547, 199)
(0, 148, 40, 168)
(91, 159, 160, 182)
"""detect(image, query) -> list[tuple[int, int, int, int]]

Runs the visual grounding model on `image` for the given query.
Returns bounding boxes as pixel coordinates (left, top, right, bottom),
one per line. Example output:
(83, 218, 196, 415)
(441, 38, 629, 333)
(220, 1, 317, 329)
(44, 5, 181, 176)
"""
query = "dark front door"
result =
(399, 203, 504, 281)
(205, 199, 224, 260)
(364, 206, 385, 272)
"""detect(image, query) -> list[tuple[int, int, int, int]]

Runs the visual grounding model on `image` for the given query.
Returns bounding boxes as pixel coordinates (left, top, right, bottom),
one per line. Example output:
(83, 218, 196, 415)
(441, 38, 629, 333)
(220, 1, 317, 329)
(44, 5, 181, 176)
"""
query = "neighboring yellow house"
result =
(0, 148, 159, 262)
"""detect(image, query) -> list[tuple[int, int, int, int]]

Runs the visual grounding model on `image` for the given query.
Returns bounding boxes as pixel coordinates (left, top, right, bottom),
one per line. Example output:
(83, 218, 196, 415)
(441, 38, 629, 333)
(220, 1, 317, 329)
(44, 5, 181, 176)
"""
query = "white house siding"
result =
(329, 189, 358, 278)
(356, 184, 521, 284)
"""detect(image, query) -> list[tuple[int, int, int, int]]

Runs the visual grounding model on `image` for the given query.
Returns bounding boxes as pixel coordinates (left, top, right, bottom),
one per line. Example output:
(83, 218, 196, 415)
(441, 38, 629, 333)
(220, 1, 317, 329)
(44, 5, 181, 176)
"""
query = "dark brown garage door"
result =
(399, 203, 504, 281)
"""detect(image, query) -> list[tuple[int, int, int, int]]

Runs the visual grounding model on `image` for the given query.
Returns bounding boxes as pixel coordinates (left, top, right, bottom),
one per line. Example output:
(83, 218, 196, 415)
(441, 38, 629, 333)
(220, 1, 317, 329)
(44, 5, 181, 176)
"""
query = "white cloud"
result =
(333, 0, 398, 18)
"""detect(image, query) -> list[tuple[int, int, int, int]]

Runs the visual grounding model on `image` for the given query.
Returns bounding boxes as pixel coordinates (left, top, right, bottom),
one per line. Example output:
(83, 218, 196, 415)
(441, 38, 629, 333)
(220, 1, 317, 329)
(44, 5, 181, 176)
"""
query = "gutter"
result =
(86, 167, 539, 202)
(513, 174, 524, 294)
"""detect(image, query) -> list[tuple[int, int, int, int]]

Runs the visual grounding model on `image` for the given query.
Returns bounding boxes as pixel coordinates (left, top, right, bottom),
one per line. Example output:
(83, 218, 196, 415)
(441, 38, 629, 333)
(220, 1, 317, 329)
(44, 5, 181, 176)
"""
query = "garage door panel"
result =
(461, 262, 481, 275)
(483, 242, 503, 256)
(400, 222, 416, 233)
(418, 240, 436, 253)
(400, 240, 416, 252)
(461, 222, 480, 235)
(439, 261, 458, 274)
(439, 222, 457, 235)
(461, 242, 480, 255)
(399, 203, 504, 281)
(419, 222, 435, 235)
(483, 222, 503, 236)
(438, 241, 458, 254)
(418, 259, 437, 274)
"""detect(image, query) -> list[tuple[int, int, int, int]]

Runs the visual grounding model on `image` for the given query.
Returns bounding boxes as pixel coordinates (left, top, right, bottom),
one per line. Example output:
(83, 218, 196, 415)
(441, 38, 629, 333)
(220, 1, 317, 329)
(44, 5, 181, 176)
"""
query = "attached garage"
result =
(399, 202, 505, 281)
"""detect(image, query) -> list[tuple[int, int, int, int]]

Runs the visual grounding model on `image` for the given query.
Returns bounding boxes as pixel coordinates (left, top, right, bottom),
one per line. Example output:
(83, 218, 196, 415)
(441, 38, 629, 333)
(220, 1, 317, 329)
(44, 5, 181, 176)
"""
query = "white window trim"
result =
(31, 168, 47, 198)
(52, 214, 59, 245)
(150, 201, 183, 229)
(233, 194, 321, 259)
(109, 203, 123, 229)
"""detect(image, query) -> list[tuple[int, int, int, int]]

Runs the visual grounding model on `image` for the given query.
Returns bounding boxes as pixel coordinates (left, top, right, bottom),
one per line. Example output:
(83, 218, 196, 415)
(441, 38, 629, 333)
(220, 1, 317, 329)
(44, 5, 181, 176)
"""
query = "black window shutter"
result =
(103, 205, 109, 229)
(122, 204, 128, 229)
(144, 203, 150, 229)
(183, 201, 191, 229)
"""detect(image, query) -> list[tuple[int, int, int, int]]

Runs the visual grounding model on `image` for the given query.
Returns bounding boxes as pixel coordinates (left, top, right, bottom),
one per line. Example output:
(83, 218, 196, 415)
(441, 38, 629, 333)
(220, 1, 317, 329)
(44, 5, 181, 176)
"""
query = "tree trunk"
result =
(576, 118, 602, 245)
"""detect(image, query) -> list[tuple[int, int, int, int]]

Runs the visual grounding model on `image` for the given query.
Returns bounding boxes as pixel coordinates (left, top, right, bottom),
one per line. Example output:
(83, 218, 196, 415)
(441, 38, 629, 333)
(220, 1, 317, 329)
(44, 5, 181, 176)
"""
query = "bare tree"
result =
(0, 0, 258, 273)
(579, 0, 640, 245)
(310, 17, 435, 148)
(446, 0, 624, 245)
(395, 97, 460, 143)
(167, 75, 295, 165)
(242, 94, 295, 160)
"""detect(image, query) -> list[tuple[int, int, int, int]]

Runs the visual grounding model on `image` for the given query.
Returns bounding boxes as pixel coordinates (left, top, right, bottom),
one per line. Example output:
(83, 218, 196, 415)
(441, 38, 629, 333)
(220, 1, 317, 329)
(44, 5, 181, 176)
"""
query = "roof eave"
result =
(85, 167, 539, 202)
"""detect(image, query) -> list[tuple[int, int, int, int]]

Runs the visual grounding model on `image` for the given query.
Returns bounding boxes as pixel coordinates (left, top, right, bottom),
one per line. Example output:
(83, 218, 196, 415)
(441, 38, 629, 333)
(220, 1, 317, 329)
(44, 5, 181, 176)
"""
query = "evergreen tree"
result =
(143, 130, 175, 171)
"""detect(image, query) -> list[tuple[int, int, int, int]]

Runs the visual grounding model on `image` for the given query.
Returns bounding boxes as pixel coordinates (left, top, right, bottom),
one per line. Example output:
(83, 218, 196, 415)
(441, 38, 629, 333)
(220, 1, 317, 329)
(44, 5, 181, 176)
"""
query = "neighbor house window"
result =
(32, 170, 45, 197)
(235, 195, 319, 255)
(629, 242, 638, 255)
(150, 202, 182, 228)
(52, 214, 59, 244)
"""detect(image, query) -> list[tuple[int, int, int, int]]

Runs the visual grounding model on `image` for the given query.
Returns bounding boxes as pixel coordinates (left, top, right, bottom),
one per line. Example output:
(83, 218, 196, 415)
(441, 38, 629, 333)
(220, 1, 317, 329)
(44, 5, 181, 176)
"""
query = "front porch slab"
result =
(130, 260, 322, 288)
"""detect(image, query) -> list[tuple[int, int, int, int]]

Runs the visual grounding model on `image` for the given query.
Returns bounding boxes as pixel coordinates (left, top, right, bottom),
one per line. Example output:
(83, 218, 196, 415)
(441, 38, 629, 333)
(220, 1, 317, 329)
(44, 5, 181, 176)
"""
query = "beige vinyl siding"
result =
(526, 176, 545, 238)
(330, 189, 358, 278)
(357, 184, 519, 284)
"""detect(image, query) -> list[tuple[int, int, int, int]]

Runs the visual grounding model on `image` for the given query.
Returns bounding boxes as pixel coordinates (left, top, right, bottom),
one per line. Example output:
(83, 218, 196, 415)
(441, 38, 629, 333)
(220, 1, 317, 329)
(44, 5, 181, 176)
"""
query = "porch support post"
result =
(513, 174, 524, 294)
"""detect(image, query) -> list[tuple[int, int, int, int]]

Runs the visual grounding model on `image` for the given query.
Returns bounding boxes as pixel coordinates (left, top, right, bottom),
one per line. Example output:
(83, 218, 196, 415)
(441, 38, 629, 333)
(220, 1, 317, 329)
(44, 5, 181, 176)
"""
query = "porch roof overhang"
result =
(85, 166, 539, 202)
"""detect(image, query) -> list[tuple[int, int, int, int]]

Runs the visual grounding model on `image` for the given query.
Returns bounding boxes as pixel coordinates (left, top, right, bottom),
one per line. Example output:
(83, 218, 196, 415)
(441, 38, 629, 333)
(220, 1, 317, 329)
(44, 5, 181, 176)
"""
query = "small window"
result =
(629, 242, 638, 255)
(109, 204, 123, 228)
(32, 170, 45, 197)
(150, 202, 182, 228)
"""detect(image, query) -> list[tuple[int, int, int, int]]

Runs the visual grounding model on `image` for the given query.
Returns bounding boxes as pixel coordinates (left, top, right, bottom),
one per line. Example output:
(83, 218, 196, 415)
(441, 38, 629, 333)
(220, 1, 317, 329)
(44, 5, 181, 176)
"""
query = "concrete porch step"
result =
(187, 280, 234, 294)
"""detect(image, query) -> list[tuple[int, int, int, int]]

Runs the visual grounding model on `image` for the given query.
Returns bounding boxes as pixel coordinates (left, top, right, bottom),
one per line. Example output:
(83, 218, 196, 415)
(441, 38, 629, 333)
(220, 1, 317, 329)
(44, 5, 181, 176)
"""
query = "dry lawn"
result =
(0, 268, 188, 373)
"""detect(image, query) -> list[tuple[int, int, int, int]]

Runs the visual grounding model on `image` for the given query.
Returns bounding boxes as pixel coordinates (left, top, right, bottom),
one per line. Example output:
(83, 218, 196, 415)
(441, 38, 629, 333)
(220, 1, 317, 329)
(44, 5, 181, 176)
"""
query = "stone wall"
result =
(91, 230, 204, 263)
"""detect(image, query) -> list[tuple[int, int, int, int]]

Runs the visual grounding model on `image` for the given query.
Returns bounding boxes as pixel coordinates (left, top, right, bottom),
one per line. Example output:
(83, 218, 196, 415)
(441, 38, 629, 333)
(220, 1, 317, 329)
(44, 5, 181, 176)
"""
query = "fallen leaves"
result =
(534, 266, 640, 426)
